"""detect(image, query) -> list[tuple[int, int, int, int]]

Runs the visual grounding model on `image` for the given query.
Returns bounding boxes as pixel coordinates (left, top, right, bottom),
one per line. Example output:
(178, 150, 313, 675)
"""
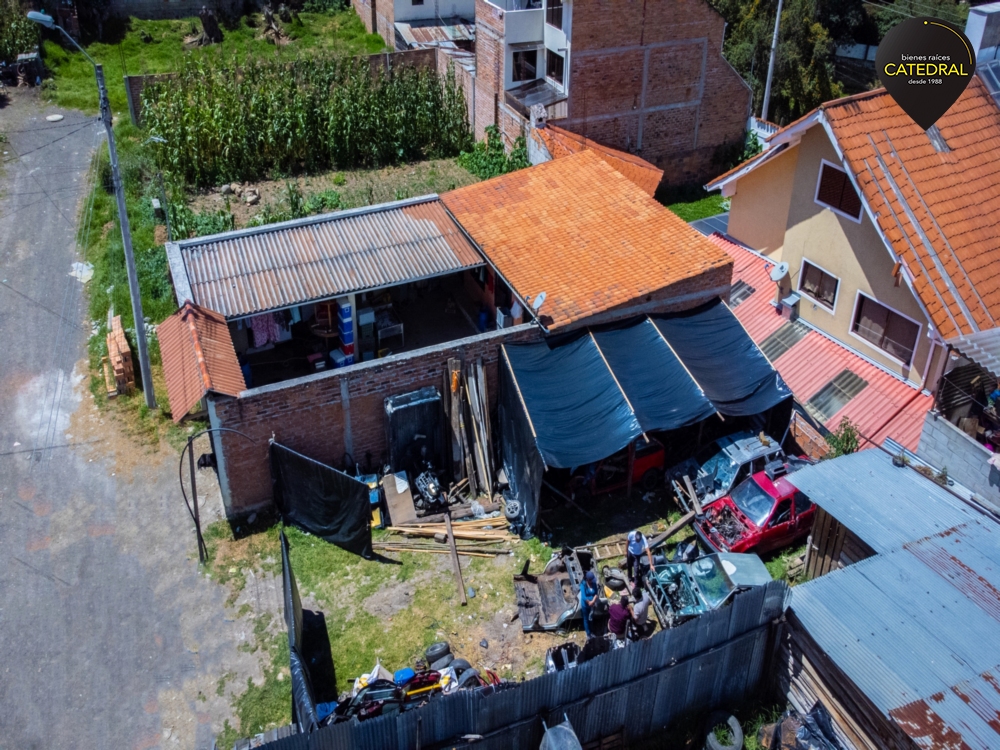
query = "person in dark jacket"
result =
(607, 595, 633, 641)
(579, 570, 600, 638)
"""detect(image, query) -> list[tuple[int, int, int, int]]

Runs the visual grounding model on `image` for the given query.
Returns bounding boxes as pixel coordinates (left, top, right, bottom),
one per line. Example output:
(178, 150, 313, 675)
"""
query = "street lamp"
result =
(28, 11, 156, 408)
(178, 428, 257, 563)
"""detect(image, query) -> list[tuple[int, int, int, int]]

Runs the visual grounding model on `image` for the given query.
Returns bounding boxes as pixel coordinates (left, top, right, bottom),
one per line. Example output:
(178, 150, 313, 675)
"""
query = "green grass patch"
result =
(40, 11, 385, 114)
(661, 188, 729, 223)
(762, 543, 807, 585)
(217, 631, 292, 750)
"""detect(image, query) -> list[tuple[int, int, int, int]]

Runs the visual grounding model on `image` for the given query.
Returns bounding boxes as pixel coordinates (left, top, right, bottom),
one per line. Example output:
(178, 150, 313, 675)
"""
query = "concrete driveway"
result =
(0, 90, 267, 750)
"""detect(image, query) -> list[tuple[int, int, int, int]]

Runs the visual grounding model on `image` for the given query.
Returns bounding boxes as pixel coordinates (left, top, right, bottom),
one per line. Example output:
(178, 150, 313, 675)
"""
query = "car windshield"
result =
(695, 444, 739, 491)
(688, 556, 735, 610)
(729, 478, 775, 528)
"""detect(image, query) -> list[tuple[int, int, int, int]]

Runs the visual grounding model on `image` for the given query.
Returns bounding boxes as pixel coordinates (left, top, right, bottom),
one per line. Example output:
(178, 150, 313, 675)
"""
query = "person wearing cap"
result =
(630, 585, 655, 639)
(626, 529, 655, 585)
(579, 570, 600, 638)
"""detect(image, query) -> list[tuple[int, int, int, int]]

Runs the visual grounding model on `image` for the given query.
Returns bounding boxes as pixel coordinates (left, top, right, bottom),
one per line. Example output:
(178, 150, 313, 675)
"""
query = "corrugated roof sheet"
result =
(790, 452, 1000, 750)
(394, 18, 475, 48)
(158, 302, 246, 422)
(947, 327, 1000, 379)
(442, 152, 733, 331)
(786, 449, 977, 554)
(711, 233, 933, 450)
(167, 196, 483, 319)
(530, 124, 665, 197)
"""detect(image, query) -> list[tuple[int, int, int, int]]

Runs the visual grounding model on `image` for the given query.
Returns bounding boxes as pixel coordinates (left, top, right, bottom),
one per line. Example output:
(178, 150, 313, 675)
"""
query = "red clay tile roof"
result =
(709, 79, 1000, 341)
(823, 79, 1000, 340)
(711, 234, 932, 450)
(159, 302, 246, 423)
(530, 124, 664, 197)
(442, 151, 733, 331)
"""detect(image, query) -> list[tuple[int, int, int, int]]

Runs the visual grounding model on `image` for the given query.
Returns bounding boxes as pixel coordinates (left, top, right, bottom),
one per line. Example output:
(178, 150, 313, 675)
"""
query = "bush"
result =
(826, 417, 860, 457)
(303, 0, 350, 11)
(141, 56, 472, 188)
(457, 125, 530, 180)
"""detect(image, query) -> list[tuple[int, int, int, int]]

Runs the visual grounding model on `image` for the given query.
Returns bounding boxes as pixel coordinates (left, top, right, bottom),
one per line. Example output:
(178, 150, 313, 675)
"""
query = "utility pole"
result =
(27, 12, 156, 409)
(761, 0, 784, 122)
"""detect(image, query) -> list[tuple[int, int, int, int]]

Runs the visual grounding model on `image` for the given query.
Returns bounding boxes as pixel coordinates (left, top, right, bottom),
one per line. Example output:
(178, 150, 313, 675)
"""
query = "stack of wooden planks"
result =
(442, 357, 496, 501)
(386, 517, 512, 542)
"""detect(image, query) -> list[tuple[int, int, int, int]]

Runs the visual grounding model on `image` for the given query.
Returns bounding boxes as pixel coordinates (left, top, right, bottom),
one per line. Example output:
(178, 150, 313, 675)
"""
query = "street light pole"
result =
(28, 12, 156, 408)
(760, 0, 783, 122)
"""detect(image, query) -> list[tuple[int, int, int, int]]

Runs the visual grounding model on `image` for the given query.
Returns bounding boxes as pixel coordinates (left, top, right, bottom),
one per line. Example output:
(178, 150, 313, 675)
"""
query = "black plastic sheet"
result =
(503, 335, 642, 469)
(592, 321, 717, 431)
(499, 354, 546, 534)
(281, 530, 319, 733)
(651, 300, 791, 416)
(271, 443, 372, 557)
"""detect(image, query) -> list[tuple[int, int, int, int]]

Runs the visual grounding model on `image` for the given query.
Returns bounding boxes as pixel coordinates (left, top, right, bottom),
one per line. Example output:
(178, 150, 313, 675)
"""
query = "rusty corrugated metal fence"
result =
(252, 579, 788, 750)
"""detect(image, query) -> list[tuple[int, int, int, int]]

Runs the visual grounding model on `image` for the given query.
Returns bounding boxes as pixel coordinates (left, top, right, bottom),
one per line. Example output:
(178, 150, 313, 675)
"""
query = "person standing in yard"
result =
(627, 529, 655, 585)
(608, 595, 633, 642)
(580, 570, 600, 638)
(630, 585, 655, 639)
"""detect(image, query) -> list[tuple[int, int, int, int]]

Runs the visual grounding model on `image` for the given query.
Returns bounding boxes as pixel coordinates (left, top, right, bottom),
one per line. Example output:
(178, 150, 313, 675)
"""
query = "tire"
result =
(450, 658, 471, 674)
(503, 498, 522, 520)
(641, 469, 662, 491)
(704, 711, 743, 750)
(424, 641, 451, 662)
(430, 653, 454, 671)
(457, 668, 480, 688)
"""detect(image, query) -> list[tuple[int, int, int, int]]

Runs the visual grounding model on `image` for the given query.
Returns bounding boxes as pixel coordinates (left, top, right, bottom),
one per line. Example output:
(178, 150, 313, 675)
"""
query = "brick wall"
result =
(558, 0, 751, 186)
(917, 411, 1000, 512)
(436, 48, 477, 132)
(352, 0, 376, 33)
(212, 324, 541, 515)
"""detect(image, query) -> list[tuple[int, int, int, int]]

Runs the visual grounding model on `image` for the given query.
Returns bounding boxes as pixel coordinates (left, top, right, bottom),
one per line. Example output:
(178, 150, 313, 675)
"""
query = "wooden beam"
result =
(647, 510, 696, 550)
(445, 511, 468, 606)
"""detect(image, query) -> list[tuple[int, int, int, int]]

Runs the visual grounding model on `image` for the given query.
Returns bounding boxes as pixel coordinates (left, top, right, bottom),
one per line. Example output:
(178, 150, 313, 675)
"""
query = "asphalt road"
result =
(0, 90, 264, 750)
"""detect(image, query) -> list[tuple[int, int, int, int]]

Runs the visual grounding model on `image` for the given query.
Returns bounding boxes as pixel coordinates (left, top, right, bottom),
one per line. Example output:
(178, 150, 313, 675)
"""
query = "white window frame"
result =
(848, 290, 923, 367)
(814, 158, 863, 225)
(797, 257, 840, 315)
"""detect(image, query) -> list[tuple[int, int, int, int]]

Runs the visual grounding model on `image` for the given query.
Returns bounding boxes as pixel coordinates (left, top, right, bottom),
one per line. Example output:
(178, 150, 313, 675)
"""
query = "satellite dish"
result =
(769, 262, 790, 282)
(531, 291, 547, 312)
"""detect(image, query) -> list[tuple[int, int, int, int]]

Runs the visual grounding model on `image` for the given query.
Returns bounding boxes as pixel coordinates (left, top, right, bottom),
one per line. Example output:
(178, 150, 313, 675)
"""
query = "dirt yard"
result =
(187, 158, 480, 228)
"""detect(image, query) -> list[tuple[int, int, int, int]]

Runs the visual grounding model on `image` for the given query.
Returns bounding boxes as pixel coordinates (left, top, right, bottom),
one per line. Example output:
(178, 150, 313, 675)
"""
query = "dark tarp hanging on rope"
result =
(503, 335, 642, 470)
(499, 351, 546, 534)
(592, 320, 717, 433)
(271, 443, 372, 557)
(281, 530, 319, 733)
(650, 300, 791, 416)
(500, 300, 792, 527)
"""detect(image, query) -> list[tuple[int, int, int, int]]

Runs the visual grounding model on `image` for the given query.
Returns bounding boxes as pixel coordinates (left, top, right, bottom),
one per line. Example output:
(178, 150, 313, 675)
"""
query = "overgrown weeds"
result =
(458, 125, 530, 180)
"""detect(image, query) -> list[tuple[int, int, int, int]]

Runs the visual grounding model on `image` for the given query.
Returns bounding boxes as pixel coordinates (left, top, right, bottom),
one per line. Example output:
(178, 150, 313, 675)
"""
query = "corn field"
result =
(141, 56, 472, 187)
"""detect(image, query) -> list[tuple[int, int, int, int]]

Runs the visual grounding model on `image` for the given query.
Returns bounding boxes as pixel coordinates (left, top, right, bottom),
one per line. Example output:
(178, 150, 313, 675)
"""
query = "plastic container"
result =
(330, 350, 347, 368)
(340, 342, 355, 356)
(339, 326, 354, 345)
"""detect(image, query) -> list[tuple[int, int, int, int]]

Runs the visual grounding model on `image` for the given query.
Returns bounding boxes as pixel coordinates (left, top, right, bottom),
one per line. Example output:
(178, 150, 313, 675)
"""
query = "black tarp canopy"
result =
(500, 300, 792, 531)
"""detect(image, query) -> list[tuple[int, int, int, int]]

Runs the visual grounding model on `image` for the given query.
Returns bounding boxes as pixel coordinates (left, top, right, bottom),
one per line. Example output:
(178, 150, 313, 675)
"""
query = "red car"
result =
(694, 466, 815, 555)
(570, 437, 665, 497)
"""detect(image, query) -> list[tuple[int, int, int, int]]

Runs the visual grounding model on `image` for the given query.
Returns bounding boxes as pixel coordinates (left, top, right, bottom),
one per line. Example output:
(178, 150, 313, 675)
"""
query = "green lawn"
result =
(665, 192, 728, 222)
(40, 10, 386, 114)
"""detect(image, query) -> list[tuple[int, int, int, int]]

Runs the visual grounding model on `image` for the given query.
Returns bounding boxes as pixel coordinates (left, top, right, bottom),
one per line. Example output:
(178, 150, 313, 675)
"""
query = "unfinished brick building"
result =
(360, 0, 752, 186)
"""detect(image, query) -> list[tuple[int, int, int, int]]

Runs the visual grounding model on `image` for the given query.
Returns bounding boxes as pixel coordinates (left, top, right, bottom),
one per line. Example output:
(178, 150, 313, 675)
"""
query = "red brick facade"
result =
(352, 0, 392, 41)
(212, 324, 541, 515)
(562, 0, 751, 185)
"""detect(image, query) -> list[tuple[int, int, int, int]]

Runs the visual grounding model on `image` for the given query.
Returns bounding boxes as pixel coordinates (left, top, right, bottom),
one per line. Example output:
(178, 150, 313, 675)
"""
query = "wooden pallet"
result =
(585, 539, 627, 563)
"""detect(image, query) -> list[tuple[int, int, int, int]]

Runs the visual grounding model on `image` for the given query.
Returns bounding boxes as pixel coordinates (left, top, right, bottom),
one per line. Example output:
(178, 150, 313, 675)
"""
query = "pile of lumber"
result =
(387, 517, 512, 542)
(443, 358, 495, 500)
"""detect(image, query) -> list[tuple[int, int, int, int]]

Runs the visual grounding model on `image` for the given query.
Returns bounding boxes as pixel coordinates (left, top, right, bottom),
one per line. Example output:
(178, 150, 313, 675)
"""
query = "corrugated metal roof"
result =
(947, 327, 1000, 379)
(710, 233, 933, 450)
(791, 503, 1000, 749)
(787, 449, 977, 554)
(158, 302, 246, 422)
(167, 196, 484, 319)
(394, 18, 474, 48)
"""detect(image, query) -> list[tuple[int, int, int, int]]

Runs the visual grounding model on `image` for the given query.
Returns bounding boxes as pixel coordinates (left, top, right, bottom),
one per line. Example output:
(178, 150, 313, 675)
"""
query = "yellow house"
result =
(706, 73, 1000, 393)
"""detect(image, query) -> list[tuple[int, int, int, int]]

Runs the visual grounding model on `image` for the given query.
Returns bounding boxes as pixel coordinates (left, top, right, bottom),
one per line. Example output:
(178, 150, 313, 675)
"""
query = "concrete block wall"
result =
(917, 411, 1000, 510)
(559, 0, 751, 186)
(212, 324, 541, 515)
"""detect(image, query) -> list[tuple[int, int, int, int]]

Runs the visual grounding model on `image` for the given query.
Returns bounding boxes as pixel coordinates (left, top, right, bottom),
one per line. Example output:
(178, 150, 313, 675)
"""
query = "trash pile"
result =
(318, 641, 507, 726)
